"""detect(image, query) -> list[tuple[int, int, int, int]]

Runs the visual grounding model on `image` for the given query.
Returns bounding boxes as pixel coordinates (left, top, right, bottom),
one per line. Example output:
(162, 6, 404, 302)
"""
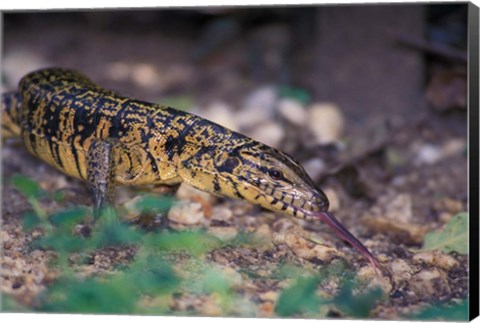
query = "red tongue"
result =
(315, 211, 381, 272)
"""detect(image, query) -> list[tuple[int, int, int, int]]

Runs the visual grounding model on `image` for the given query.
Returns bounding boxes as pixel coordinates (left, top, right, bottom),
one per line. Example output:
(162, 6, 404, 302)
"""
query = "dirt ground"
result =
(0, 6, 470, 319)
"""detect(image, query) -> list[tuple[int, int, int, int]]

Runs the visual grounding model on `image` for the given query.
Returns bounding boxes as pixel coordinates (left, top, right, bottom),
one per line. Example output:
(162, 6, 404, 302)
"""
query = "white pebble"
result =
(302, 158, 326, 181)
(244, 86, 278, 112)
(238, 86, 278, 127)
(199, 101, 239, 131)
(247, 121, 284, 148)
(3, 51, 50, 88)
(176, 183, 215, 205)
(414, 144, 443, 165)
(307, 103, 345, 144)
(168, 201, 204, 225)
(323, 188, 340, 212)
(277, 98, 307, 126)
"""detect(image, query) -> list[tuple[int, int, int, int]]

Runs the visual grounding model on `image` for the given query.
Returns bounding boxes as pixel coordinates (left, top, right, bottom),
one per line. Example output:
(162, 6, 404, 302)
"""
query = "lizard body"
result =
(2, 68, 380, 270)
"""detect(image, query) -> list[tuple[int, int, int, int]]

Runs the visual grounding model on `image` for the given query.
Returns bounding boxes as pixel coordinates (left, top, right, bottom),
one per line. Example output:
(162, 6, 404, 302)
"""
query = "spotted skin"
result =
(1, 68, 380, 271)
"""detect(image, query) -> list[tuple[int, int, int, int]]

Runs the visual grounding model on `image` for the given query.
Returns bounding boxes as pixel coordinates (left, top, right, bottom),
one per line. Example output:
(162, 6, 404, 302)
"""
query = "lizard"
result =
(1, 67, 381, 271)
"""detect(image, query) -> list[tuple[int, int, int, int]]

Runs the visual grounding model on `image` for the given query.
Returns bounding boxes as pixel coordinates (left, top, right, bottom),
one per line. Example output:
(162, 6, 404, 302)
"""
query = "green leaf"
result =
(126, 258, 179, 294)
(331, 282, 383, 318)
(409, 299, 469, 321)
(423, 212, 468, 254)
(39, 276, 137, 314)
(37, 231, 91, 253)
(1, 294, 31, 312)
(49, 207, 87, 230)
(134, 195, 173, 213)
(22, 211, 42, 230)
(279, 86, 311, 105)
(10, 174, 43, 199)
(143, 230, 221, 256)
(159, 95, 194, 111)
(92, 222, 142, 248)
(275, 276, 323, 317)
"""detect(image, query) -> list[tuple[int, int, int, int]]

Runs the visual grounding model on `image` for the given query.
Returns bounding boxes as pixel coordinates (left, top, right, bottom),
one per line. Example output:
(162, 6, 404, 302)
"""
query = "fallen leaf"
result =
(422, 212, 468, 254)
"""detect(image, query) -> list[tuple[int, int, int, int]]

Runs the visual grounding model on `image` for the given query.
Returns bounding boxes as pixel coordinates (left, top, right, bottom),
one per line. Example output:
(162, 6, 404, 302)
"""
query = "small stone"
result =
(412, 250, 459, 271)
(323, 188, 340, 212)
(277, 98, 307, 126)
(442, 138, 466, 157)
(248, 121, 284, 148)
(284, 233, 340, 262)
(256, 224, 272, 241)
(210, 206, 233, 222)
(307, 103, 345, 144)
(388, 259, 413, 285)
(260, 290, 279, 302)
(200, 101, 239, 131)
(200, 295, 223, 316)
(243, 86, 277, 118)
(383, 194, 413, 222)
(207, 226, 238, 241)
(434, 197, 464, 215)
(410, 268, 451, 299)
(1, 231, 11, 244)
(176, 183, 215, 205)
(131, 63, 160, 88)
(236, 87, 278, 128)
(302, 158, 327, 182)
(357, 266, 392, 294)
(3, 51, 50, 88)
(168, 201, 204, 226)
(413, 144, 443, 165)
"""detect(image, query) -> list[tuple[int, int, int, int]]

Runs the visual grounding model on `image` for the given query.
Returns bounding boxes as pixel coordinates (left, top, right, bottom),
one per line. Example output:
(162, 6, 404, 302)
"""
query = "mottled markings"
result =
(2, 67, 333, 225)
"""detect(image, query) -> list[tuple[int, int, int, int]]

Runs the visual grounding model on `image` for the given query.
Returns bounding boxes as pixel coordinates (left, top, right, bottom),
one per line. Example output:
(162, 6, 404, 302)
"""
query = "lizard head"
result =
(180, 140, 330, 219)
(179, 139, 380, 272)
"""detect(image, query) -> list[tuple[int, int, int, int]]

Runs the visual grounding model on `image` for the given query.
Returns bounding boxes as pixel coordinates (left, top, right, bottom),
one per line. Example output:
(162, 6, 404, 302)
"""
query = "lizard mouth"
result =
(307, 210, 381, 272)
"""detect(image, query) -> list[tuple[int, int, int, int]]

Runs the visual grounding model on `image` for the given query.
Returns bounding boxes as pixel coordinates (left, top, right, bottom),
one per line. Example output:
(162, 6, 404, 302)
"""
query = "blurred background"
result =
(2, 3, 468, 207)
(1, 3, 471, 319)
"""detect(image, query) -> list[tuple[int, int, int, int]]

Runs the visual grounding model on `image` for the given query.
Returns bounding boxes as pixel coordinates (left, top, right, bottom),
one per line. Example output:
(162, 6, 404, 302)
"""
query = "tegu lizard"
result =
(1, 68, 380, 270)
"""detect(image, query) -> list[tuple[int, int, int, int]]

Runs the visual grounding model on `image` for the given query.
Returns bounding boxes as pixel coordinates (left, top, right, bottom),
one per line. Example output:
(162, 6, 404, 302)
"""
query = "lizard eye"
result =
(268, 168, 284, 181)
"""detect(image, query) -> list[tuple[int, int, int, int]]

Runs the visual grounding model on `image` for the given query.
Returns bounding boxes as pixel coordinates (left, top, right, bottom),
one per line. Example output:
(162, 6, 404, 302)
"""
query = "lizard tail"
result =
(1, 92, 23, 139)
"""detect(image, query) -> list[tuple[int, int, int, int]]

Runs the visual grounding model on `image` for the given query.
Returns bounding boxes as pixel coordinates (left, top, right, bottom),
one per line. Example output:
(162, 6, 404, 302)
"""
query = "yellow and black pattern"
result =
(1, 68, 380, 269)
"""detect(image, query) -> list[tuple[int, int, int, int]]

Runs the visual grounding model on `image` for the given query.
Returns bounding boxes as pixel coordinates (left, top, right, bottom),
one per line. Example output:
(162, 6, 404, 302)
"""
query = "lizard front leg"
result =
(86, 139, 118, 220)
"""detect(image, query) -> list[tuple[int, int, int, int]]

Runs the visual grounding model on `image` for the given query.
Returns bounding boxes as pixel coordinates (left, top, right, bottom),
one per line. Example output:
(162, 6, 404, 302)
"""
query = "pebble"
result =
(413, 144, 443, 165)
(277, 98, 307, 126)
(207, 226, 238, 241)
(323, 188, 340, 212)
(200, 101, 239, 131)
(247, 121, 284, 148)
(442, 138, 466, 157)
(176, 183, 215, 205)
(256, 223, 273, 241)
(3, 51, 50, 88)
(210, 206, 234, 222)
(168, 201, 204, 226)
(283, 233, 340, 262)
(260, 290, 279, 302)
(410, 268, 451, 299)
(236, 86, 277, 127)
(243, 86, 278, 118)
(302, 158, 327, 182)
(131, 63, 160, 89)
(433, 197, 464, 215)
(307, 103, 345, 144)
(383, 193, 413, 222)
(357, 266, 393, 294)
(388, 259, 413, 285)
(412, 250, 459, 271)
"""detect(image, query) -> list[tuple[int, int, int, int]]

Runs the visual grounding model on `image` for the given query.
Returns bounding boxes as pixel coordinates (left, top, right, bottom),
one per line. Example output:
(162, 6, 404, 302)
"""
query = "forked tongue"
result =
(316, 211, 381, 274)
